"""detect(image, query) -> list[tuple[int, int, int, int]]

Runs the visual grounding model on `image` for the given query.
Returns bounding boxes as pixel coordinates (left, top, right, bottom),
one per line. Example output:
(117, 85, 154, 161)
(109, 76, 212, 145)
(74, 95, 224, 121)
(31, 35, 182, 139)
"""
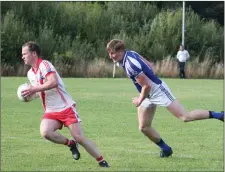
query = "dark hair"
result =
(22, 41, 41, 56)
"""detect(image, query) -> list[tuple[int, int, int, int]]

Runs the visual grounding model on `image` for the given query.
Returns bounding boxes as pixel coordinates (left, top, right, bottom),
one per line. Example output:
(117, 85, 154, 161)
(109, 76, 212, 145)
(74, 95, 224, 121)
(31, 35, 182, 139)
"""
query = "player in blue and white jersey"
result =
(106, 39, 224, 158)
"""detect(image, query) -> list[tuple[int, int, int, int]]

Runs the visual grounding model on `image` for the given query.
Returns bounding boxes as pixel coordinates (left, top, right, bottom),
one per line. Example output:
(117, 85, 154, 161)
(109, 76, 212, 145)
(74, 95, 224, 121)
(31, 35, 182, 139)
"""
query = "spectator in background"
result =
(176, 45, 190, 79)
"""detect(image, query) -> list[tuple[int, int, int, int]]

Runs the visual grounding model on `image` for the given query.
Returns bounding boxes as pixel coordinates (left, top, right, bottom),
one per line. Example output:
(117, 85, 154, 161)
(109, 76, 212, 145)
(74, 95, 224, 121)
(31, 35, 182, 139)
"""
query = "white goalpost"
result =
(113, 63, 116, 78)
(113, 62, 119, 78)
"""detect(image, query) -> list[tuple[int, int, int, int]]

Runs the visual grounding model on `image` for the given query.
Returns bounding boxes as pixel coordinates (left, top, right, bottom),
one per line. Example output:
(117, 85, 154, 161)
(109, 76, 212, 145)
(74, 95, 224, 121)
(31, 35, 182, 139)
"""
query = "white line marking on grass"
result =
(3, 136, 48, 142)
(4, 136, 194, 159)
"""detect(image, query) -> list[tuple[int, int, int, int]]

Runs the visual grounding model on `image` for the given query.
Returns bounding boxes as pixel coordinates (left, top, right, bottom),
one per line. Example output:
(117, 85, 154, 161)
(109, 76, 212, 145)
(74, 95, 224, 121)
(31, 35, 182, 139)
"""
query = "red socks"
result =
(65, 139, 104, 163)
(96, 156, 104, 162)
(64, 139, 75, 146)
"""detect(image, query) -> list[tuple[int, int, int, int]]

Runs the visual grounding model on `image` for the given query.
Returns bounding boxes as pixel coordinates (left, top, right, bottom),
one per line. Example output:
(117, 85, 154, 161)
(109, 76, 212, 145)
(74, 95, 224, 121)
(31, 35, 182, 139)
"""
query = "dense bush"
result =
(1, 1, 224, 77)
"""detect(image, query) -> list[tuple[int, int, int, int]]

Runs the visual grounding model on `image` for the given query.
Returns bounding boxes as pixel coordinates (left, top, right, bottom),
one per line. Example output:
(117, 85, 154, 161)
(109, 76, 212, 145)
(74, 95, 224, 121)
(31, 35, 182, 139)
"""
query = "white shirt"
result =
(27, 58, 75, 113)
(177, 50, 190, 62)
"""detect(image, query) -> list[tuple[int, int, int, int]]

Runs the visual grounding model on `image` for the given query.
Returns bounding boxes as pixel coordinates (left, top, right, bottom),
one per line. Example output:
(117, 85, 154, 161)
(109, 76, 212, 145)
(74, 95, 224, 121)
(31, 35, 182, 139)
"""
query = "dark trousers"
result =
(178, 62, 186, 79)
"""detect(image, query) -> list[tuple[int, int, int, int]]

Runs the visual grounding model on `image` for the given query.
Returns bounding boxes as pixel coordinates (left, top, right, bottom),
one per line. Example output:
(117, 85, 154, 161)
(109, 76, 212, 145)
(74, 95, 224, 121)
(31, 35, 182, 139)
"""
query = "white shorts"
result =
(140, 81, 176, 108)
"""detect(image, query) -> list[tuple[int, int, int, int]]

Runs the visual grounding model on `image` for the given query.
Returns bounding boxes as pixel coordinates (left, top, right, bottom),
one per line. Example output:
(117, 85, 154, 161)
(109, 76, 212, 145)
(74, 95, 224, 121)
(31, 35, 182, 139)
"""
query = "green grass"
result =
(1, 77, 224, 171)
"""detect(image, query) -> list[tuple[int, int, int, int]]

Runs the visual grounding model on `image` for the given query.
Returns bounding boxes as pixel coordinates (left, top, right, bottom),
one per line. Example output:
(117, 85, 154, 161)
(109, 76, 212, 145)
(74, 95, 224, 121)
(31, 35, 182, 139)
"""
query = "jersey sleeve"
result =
(126, 57, 143, 78)
(39, 60, 56, 78)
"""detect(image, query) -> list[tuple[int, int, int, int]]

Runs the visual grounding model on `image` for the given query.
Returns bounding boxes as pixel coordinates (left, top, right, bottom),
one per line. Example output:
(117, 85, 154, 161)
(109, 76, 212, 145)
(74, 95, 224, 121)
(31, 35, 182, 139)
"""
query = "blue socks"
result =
(209, 111, 224, 121)
(156, 139, 171, 152)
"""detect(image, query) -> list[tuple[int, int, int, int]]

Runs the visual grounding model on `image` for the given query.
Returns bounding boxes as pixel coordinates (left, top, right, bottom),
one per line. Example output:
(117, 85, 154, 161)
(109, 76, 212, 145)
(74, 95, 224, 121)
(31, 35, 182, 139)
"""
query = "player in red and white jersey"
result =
(21, 41, 109, 167)
(27, 58, 76, 113)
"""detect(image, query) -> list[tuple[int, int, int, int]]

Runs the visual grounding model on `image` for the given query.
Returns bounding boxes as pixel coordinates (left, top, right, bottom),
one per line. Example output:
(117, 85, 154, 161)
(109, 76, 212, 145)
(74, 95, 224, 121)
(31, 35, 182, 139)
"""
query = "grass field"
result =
(1, 77, 224, 171)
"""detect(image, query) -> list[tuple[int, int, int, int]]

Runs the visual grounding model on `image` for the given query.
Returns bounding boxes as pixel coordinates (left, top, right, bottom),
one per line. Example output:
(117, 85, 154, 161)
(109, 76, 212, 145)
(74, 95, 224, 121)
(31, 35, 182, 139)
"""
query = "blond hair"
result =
(106, 39, 125, 52)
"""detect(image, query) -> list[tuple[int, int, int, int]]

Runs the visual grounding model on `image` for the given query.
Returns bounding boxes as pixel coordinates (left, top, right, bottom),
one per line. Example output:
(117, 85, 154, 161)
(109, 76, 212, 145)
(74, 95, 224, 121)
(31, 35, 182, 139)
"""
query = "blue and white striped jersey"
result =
(121, 50, 162, 93)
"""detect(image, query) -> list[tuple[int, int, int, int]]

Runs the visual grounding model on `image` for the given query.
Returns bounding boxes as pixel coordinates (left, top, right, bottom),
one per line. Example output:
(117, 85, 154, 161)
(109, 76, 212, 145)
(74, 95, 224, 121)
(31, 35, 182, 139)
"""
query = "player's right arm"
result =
(126, 56, 152, 107)
(133, 72, 152, 107)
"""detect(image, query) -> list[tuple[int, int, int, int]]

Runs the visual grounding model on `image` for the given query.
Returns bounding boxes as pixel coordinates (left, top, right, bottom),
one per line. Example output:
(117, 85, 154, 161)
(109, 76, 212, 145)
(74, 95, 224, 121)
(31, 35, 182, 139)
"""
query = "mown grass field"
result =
(1, 77, 224, 171)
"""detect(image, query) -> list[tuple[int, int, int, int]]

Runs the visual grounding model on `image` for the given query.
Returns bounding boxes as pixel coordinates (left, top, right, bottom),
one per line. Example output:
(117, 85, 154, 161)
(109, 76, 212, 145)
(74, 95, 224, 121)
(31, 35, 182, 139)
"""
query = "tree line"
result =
(1, 1, 224, 70)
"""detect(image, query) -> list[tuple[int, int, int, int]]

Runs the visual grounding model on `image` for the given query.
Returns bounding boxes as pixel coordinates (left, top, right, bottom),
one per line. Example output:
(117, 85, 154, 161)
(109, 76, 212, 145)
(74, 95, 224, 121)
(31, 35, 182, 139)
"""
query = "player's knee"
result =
(178, 115, 189, 122)
(40, 129, 51, 139)
(139, 125, 149, 133)
(172, 110, 189, 122)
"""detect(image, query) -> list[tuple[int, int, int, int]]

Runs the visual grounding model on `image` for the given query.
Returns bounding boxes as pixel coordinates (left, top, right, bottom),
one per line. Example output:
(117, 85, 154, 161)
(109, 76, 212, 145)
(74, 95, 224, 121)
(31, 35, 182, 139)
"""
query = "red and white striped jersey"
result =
(27, 58, 76, 113)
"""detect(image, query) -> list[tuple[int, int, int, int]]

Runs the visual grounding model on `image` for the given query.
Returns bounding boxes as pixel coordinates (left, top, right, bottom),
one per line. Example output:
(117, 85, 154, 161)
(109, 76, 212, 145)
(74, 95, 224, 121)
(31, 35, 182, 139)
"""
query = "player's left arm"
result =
(22, 61, 58, 98)
(35, 61, 58, 92)
(132, 73, 151, 107)
(34, 73, 58, 92)
(22, 73, 58, 98)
